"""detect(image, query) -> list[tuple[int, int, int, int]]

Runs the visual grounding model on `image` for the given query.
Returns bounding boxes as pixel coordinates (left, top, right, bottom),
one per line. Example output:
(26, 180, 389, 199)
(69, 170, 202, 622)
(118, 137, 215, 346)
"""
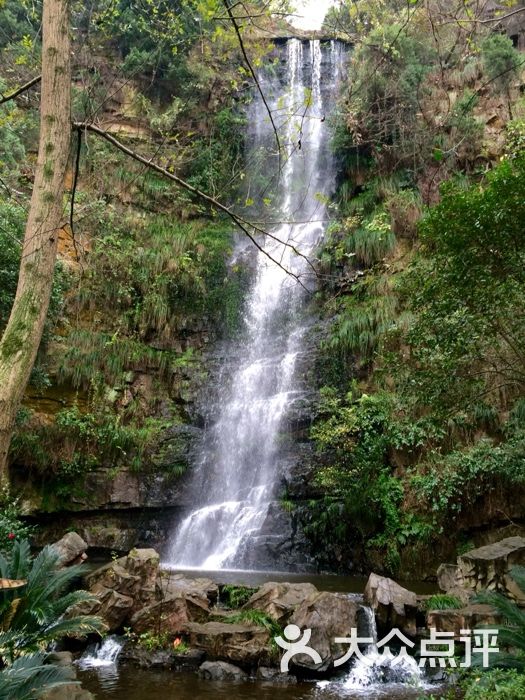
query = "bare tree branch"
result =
(0, 75, 41, 106)
(441, 6, 525, 24)
(72, 121, 312, 290)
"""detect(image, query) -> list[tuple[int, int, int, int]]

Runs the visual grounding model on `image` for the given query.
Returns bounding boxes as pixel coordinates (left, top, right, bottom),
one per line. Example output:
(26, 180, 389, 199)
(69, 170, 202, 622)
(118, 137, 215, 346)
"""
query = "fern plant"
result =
(0, 647, 74, 700)
(474, 566, 525, 670)
(0, 540, 105, 698)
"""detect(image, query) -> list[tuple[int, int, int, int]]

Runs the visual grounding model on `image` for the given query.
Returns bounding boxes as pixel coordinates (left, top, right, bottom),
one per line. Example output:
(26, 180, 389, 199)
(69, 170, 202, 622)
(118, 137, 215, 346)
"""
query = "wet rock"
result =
(46, 651, 74, 667)
(236, 503, 314, 571)
(79, 584, 133, 631)
(151, 424, 202, 474)
(243, 581, 318, 622)
(85, 562, 141, 598)
(427, 604, 501, 638)
(130, 592, 209, 634)
(119, 641, 205, 670)
(257, 666, 297, 683)
(437, 564, 462, 593)
(289, 591, 360, 672)
(158, 573, 218, 603)
(125, 548, 160, 609)
(198, 660, 248, 681)
(82, 525, 138, 552)
(50, 532, 88, 567)
(364, 573, 417, 637)
(77, 548, 160, 631)
(75, 468, 141, 510)
(185, 621, 271, 668)
(457, 537, 525, 602)
(39, 686, 94, 700)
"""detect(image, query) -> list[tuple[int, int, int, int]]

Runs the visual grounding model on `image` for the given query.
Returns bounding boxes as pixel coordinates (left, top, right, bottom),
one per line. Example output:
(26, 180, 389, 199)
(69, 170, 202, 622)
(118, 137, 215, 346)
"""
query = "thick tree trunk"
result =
(0, 0, 71, 481)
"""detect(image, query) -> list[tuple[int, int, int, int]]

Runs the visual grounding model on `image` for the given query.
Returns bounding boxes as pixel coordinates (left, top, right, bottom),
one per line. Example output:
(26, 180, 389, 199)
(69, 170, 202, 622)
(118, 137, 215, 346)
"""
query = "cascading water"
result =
(344, 606, 423, 689)
(78, 636, 123, 670)
(167, 39, 344, 571)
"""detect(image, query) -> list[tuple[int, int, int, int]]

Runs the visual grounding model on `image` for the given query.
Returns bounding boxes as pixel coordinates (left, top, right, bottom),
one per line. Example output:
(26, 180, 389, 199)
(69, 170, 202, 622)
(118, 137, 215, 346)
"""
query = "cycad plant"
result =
(0, 540, 105, 699)
(474, 565, 525, 670)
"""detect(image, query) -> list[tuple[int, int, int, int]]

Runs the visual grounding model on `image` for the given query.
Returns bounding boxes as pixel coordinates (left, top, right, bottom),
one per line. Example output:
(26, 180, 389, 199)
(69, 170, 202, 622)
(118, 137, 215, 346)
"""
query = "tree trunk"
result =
(0, 0, 71, 481)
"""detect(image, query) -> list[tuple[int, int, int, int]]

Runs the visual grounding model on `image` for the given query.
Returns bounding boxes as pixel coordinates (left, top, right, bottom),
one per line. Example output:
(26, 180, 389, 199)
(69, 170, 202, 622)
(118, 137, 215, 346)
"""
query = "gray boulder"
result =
(50, 532, 88, 567)
(198, 660, 248, 681)
(364, 573, 417, 637)
(243, 581, 318, 622)
(288, 591, 359, 672)
(458, 537, 525, 602)
(185, 621, 271, 667)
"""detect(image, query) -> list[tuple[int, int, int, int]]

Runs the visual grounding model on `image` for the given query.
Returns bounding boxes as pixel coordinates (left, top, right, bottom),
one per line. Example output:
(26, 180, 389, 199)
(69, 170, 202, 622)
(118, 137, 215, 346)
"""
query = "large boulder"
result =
(85, 562, 141, 599)
(129, 572, 216, 634)
(436, 563, 471, 604)
(288, 591, 360, 672)
(78, 548, 160, 631)
(50, 532, 88, 567)
(458, 537, 525, 602)
(427, 604, 501, 638)
(124, 548, 160, 611)
(198, 660, 248, 681)
(158, 573, 218, 603)
(130, 593, 209, 634)
(243, 581, 318, 622)
(76, 583, 133, 631)
(437, 563, 462, 593)
(364, 573, 417, 637)
(120, 642, 204, 671)
(185, 621, 271, 668)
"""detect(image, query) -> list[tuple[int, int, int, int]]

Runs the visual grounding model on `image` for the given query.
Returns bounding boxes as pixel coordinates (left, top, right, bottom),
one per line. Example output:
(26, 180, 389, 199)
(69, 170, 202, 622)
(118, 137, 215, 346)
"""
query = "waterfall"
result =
(77, 636, 123, 670)
(166, 39, 344, 571)
(344, 606, 423, 688)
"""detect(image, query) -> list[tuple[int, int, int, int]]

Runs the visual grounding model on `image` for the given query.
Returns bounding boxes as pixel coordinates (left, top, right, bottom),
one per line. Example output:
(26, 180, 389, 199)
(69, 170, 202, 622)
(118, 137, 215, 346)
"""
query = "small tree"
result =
(482, 34, 521, 118)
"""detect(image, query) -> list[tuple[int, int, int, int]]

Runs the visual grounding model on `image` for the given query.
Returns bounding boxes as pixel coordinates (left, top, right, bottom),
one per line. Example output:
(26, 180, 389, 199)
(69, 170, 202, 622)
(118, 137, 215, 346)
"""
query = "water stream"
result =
(166, 39, 344, 570)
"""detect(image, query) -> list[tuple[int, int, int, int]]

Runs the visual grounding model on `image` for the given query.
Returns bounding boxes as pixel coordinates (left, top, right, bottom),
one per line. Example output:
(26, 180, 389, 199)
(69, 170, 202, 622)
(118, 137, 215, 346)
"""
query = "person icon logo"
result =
(274, 624, 322, 672)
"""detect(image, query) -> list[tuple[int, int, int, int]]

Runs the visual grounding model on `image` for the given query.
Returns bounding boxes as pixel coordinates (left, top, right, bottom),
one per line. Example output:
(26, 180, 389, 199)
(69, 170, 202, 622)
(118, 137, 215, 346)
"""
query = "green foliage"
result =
(422, 594, 463, 611)
(220, 585, 256, 609)
(308, 389, 432, 573)
(505, 119, 525, 157)
(11, 406, 167, 489)
(222, 609, 282, 648)
(345, 212, 396, 266)
(187, 107, 247, 197)
(314, 156, 525, 570)
(0, 490, 33, 554)
(0, 540, 105, 656)
(397, 155, 525, 417)
(0, 652, 74, 700)
(474, 566, 525, 671)
(0, 200, 25, 330)
(325, 274, 396, 371)
(0, 540, 104, 698)
(411, 431, 525, 528)
(481, 35, 522, 97)
(343, 21, 435, 171)
(464, 669, 525, 699)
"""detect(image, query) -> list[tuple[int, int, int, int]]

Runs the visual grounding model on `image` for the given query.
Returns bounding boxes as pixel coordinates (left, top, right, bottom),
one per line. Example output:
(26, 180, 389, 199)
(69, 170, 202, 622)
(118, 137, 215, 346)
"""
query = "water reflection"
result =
(80, 667, 441, 700)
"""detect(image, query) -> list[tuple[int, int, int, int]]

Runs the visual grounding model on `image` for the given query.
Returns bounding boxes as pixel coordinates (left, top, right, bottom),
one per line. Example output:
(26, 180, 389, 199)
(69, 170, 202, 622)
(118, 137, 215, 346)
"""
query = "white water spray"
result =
(77, 636, 123, 670)
(167, 39, 344, 570)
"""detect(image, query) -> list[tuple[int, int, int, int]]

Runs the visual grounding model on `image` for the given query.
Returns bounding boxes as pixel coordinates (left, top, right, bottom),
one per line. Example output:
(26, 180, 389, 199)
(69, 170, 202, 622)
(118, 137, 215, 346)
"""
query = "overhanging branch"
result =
(72, 121, 313, 289)
(0, 75, 41, 106)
